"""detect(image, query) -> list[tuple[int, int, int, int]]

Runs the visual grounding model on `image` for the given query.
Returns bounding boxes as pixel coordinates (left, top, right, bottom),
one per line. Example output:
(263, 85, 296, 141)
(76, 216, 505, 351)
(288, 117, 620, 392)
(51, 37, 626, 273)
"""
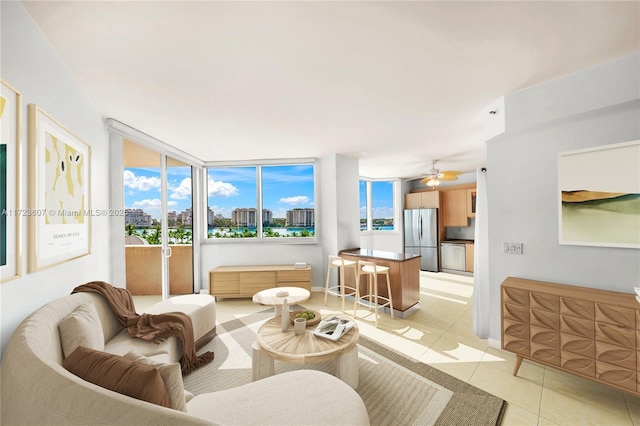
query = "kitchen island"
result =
(338, 248, 421, 318)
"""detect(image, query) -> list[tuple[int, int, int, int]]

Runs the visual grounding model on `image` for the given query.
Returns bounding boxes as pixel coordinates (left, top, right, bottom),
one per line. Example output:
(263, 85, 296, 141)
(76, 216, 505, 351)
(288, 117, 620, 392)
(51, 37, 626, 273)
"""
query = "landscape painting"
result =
(558, 140, 640, 248)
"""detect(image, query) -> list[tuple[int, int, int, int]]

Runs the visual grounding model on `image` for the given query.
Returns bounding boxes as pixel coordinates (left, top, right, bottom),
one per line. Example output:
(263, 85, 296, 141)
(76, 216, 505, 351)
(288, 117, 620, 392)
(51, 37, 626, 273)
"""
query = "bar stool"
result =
(324, 255, 358, 313)
(354, 260, 394, 327)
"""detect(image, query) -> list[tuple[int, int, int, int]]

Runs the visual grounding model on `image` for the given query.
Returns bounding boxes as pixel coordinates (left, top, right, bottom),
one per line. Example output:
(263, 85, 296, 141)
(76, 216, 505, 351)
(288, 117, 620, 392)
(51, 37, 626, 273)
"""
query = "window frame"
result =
(359, 177, 400, 234)
(203, 158, 318, 244)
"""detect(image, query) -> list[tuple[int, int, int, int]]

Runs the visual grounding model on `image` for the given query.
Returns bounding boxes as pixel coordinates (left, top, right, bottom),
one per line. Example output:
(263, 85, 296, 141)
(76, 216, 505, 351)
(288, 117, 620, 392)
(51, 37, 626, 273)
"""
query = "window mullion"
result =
(257, 165, 263, 238)
(367, 181, 373, 231)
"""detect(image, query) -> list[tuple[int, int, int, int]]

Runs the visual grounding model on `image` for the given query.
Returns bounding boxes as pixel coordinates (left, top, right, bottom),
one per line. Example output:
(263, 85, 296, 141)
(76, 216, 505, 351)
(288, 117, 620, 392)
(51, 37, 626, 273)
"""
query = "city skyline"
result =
(124, 166, 394, 223)
(124, 165, 317, 221)
(207, 165, 315, 221)
(124, 166, 192, 220)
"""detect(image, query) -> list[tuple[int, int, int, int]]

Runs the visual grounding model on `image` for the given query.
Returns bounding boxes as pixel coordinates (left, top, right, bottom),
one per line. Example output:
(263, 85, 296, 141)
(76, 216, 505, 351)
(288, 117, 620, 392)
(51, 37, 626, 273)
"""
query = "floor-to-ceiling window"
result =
(123, 140, 195, 296)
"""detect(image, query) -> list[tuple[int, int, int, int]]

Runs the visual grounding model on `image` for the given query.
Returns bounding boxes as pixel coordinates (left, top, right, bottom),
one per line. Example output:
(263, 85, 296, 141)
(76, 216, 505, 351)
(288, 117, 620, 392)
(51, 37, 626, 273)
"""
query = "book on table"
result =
(313, 317, 355, 341)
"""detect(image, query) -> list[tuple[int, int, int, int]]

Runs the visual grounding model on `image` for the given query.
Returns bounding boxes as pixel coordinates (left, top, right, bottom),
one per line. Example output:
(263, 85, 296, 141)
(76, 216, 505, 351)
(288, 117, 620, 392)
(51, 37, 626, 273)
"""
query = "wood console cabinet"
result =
(210, 265, 311, 298)
(501, 277, 639, 396)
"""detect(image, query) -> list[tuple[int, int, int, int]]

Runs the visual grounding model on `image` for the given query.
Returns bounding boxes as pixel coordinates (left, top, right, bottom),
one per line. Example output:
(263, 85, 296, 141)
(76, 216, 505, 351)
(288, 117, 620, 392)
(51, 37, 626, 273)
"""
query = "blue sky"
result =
(124, 165, 394, 221)
(123, 165, 316, 221)
(124, 166, 192, 220)
(360, 180, 395, 220)
(207, 165, 314, 219)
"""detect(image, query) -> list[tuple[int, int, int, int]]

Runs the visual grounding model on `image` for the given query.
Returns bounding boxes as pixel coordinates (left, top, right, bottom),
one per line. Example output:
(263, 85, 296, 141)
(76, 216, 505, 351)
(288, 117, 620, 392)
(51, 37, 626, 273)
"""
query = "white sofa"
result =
(1, 291, 369, 425)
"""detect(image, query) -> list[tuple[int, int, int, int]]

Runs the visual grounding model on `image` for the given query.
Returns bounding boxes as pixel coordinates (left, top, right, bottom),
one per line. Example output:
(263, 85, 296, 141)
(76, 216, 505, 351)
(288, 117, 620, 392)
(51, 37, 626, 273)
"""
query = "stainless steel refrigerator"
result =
(404, 209, 439, 272)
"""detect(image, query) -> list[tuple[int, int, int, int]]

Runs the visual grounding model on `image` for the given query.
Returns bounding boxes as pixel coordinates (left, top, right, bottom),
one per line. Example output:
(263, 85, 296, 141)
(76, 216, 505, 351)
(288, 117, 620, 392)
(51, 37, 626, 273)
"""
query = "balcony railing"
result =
(125, 245, 193, 295)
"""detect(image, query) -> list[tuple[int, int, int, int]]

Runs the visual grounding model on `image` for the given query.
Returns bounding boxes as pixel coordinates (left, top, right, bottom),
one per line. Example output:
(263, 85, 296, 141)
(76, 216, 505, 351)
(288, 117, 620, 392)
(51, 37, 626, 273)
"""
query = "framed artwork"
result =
(1, 80, 22, 282)
(558, 140, 640, 248)
(28, 104, 91, 271)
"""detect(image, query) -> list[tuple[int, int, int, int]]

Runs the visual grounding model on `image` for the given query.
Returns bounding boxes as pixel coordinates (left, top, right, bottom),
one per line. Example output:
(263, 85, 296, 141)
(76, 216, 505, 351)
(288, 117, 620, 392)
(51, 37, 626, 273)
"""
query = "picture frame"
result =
(558, 140, 640, 249)
(1, 80, 22, 282)
(28, 104, 91, 271)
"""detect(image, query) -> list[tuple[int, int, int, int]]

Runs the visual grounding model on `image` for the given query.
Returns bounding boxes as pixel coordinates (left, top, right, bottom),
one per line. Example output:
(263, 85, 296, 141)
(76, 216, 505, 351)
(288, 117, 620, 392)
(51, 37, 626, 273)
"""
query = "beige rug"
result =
(184, 309, 506, 426)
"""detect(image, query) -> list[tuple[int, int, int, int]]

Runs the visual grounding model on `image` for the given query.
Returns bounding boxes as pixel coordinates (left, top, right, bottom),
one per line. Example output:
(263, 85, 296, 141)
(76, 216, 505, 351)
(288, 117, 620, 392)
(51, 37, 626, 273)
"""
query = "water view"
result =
(125, 225, 316, 244)
(208, 226, 315, 238)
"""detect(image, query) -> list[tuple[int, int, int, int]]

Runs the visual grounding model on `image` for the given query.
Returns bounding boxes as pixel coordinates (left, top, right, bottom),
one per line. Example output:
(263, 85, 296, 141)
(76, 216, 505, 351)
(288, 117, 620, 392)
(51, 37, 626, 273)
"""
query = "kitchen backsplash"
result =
(445, 218, 476, 240)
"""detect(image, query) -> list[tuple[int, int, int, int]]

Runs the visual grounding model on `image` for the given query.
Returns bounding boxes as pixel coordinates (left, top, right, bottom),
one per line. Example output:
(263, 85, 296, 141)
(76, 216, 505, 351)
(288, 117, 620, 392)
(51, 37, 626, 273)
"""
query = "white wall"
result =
(0, 2, 111, 354)
(486, 53, 640, 342)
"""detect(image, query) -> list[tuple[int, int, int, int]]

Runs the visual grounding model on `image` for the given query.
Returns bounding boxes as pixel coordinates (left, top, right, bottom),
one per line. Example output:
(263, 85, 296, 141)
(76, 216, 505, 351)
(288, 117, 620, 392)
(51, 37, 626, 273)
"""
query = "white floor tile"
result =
(133, 270, 638, 425)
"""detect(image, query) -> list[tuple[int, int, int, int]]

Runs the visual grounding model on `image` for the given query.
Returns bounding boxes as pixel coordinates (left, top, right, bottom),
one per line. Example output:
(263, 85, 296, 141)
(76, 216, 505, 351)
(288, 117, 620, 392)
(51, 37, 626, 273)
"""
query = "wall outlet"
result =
(503, 242, 524, 254)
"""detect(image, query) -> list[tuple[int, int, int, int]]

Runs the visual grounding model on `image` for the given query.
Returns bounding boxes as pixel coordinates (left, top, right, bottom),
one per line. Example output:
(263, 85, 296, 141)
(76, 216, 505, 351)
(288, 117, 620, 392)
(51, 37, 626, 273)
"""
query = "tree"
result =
(125, 223, 135, 236)
(146, 224, 162, 245)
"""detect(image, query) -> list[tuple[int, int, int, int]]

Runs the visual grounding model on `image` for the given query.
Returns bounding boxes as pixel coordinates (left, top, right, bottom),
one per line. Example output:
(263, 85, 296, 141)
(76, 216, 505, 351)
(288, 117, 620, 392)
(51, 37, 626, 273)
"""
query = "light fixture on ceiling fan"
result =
(420, 161, 462, 187)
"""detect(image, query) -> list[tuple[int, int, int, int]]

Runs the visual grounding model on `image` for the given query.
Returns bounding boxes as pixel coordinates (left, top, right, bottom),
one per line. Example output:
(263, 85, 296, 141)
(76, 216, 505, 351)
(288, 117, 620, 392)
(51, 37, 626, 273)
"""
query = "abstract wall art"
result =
(558, 140, 640, 249)
(28, 104, 91, 271)
(0, 80, 22, 282)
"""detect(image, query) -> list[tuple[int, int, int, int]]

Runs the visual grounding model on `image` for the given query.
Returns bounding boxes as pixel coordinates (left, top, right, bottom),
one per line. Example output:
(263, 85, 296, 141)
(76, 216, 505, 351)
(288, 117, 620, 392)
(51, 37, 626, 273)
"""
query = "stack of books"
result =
(313, 317, 356, 341)
(635, 287, 640, 304)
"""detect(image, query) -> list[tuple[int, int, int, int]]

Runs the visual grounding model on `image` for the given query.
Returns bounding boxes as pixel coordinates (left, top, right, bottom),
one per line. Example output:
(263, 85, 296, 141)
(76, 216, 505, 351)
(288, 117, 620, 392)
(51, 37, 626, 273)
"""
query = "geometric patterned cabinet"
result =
(501, 276, 639, 397)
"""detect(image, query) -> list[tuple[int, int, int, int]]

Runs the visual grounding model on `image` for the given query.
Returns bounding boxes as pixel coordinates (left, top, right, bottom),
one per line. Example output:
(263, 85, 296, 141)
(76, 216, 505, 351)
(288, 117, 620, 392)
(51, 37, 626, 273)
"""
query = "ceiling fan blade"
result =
(439, 175, 459, 181)
(439, 170, 462, 176)
(420, 177, 433, 184)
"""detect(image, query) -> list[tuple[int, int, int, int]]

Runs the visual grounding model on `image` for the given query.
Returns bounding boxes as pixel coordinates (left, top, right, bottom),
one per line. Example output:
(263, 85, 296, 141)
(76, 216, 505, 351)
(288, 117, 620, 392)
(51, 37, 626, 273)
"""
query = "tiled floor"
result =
(134, 271, 640, 425)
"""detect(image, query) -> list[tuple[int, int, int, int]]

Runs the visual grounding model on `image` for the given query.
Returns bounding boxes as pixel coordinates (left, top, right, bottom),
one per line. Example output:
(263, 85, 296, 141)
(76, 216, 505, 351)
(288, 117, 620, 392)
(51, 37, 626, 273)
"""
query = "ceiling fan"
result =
(420, 161, 462, 187)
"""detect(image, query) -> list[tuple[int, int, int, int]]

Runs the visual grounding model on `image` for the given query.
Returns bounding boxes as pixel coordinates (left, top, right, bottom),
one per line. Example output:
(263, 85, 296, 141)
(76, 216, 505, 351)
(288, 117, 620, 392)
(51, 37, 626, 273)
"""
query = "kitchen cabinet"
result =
(467, 188, 477, 218)
(405, 191, 440, 209)
(339, 249, 420, 315)
(441, 189, 468, 227)
(465, 243, 474, 272)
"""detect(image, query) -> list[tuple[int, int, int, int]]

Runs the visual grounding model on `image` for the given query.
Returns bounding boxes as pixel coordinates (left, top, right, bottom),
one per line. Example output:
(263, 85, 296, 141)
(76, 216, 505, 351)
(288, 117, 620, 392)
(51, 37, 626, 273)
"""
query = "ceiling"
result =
(21, 1, 639, 179)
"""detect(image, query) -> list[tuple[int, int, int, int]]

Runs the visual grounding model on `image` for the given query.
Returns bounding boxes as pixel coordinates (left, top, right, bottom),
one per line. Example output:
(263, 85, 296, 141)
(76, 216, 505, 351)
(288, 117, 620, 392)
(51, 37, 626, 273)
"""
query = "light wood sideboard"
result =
(210, 265, 311, 298)
(501, 277, 639, 396)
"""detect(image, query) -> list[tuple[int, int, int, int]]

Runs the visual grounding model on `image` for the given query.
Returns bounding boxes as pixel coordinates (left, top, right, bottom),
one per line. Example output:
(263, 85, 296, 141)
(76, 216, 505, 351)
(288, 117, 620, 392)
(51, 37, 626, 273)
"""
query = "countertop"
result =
(339, 248, 421, 262)
(441, 239, 475, 244)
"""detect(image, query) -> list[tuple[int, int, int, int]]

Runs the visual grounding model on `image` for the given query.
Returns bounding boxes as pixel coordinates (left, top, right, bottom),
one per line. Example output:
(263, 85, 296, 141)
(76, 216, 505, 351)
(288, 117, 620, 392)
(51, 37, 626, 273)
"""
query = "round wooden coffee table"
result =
(252, 314, 359, 389)
(252, 287, 310, 316)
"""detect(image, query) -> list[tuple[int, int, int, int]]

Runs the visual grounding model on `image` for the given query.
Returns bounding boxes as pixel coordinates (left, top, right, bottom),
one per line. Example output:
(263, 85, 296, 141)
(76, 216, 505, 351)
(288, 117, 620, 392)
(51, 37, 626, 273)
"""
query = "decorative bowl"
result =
(289, 310, 321, 326)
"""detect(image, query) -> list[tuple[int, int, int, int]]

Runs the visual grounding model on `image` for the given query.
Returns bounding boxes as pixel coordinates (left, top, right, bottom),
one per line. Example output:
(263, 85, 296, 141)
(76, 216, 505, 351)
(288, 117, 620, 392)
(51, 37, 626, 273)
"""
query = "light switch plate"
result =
(503, 242, 524, 254)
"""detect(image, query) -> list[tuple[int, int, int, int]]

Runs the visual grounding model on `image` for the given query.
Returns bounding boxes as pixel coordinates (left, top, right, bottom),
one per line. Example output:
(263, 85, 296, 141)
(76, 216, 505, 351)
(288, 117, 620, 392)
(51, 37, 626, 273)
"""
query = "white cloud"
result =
(130, 199, 178, 219)
(279, 195, 309, 205)
(273, 207, 288, 218)
(170, 178, 192, 200)
(372, 206, 394, 219)
(123, 170, 161, 191)
(133, 198, 161, 209)
(207, 177, 239, 197)
(208, 204, 232, 218)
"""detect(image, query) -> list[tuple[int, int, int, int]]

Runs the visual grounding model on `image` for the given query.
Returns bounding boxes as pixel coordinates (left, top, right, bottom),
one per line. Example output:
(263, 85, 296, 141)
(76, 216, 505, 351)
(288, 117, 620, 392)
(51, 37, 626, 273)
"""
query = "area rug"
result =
(183, 309, 506, 426)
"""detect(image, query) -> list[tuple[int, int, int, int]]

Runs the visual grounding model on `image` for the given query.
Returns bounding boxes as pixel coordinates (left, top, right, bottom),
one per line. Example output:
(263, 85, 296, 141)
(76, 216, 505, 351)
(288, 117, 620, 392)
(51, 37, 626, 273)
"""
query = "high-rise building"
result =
(207, 207, 214, 226)
(125, 208, 152, 226)
(180, 208, 193, 226)
(232, 208, 256, 227)
(262, 209, 273, 226)
(286, 208, 314, 227)
(167, 211, 178, 225)
(232, 208, 273, 227)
